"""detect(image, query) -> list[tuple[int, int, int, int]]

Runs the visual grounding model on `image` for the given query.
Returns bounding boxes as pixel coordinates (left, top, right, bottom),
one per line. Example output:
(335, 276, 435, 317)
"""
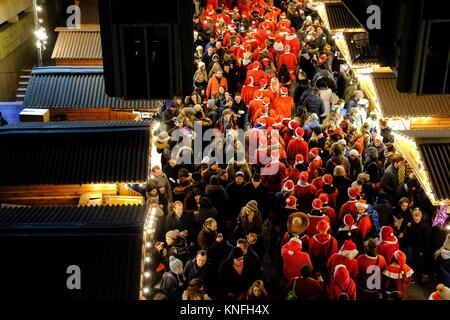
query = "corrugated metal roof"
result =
(0, 204, 147, 227)
(23, 67, 164, 109)
(79, 0, 100, 25)
(0, 120, 151, 131)
(0, 121, 151, 185)
(373, 73, 450, 117)
(52, 27, 102, 60)
(325, 2, 366, 32)
(397, 129, 450, 202)
(0, 204, 146, 300)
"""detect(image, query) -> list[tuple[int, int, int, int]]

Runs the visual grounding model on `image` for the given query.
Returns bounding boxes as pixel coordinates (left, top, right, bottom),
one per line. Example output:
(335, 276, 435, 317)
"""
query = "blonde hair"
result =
(247, 280, 267, 297)
(334, 165, 346, 177)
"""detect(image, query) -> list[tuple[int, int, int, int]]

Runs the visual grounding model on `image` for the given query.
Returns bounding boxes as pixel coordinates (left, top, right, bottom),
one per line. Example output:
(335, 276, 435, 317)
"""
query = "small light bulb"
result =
(144, 272, 150, 278)
(36, 6, 42, 12)
(143, 287, 149, 294)
(39, 19, 43, 23)
(139, 183, 143, 187)
(145, 257, 150, 263)
(146, 242, 151, 248)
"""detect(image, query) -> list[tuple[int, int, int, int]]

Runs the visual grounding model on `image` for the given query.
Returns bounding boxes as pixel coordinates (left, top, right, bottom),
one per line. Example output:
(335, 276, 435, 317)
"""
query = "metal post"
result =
(32, 0, 43, 67)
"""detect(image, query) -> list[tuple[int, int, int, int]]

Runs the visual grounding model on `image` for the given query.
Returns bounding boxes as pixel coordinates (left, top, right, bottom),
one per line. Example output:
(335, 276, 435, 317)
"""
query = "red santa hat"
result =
(234, 37, 241, 44)
(318, 193, 329, 204)
(299, 171, 309, 183)
(254, 90, 264, 100)
(285, 195, 297, 209)
(312, 198, 323, 210)
(316, 219, 330, 233)
(334, 127, 343, 137)
(260, 106, 269, 116)
(262, 97, 271, 107)
(322, 174, 333, 185)
(280, 87, 289, 96)
(339, 240, 358, 259)
(280, 12, 287, 19)
(245, 76, 254, 86)
(309, 147, 321, 158)
(258, 8, 265, 18)
(343, 214, 354, 236)
(252, 61, 260, 70)
(295, 154, 304, 164)
(288, 120, 299, 131)
(283, 180, 295, 193)
(286, 237, 303, 255)
(229, 23, 236, 30)
(334, 264, 351, 286)
(380, 226, 397, 243)
(260, 78, 268, 88)
(245, 44, 252, 52)
(295, 127, 304, 138)
(289, 27, 296, 35)
(348, 187, 361, 199)
(393, 250, 407, 279)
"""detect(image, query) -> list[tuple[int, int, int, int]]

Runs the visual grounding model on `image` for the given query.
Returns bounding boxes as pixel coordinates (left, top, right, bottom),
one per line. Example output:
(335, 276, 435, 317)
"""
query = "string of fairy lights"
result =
(32, 0, 48, 67)
(139, 120, 161, 299)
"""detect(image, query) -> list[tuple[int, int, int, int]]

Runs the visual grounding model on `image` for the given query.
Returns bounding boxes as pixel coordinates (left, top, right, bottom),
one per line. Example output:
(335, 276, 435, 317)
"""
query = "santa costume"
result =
(281, 237, 312, 281)
(327, 240, 360, 282)
(328, 264, 357, 300)
(287, 127, 309, 163)
(284, 27, 301, 58)
(261, 151, 287, 193)
(337, 214, 364, 252)
(338, 187, 361, 223)
(241, 76, 258, 105)
(429, 284, 450, 300)
(383, 250, 413, 299)
(309, 220, 338, 281)
(378, 226, 400, 264)
(294, 171, 317, 213)
(306, 198, 331, 238)
(287, 154, 306, 184)
(355, 200, 375, 240)
(277, 45, 298, 81)
(319, 193, 337, 228)
(316, 174, 339, 208)
(356, 251, 387, 300)
(247, 61, 267, 86)
(247, 90, 263, 121)
(273, 87, 294, 119)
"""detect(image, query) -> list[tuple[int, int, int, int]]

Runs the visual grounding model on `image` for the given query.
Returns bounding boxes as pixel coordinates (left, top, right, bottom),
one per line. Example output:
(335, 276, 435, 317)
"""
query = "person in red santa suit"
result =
(282, 212, 310, 253)
(328, 264, 357, 300)
(241, 77, 258, 105)
(429, 284, 450, 301)
(306, 198, 331, 238)
(356, 238, 387, 300)
(273, 86, 293, 119)
(273, 35, 285, 62)
(247, 61, 267, 87)
(281, 237, 312, 282)
(230, 37, 245, 62)
(285, 264, 324, 301)
(287, 127, 309, 163)
(318, 193, 337, 229)
(282, 119, 298, 147)
(316, 174, 339, 208)
(247, 90, 263, 121)
(294, 171, 317, 213)
(377, 226, 400, 265)
(337, 187, 361, 224)
(201, 4, 217, 26)
(284, 27, 301, 58)
(252, 99, 275, 126)
(337, 214, 364, 252)
(268, 134, 287, 162)
(382, 250, 413, 299)
(287, 154, 307, 184)
(257, 78, 275, 101)
(307, 148, 323, 181)
(277, 45, 298, 82)
(309, 219, 338, 282)
(223, 24, 244, 47)
(355, 200, 376, 241)
(327, 240, 360, 283)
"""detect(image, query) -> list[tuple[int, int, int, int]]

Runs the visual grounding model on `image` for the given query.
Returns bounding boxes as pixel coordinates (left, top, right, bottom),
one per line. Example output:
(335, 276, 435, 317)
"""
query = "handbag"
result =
(286, 277, 299, 300)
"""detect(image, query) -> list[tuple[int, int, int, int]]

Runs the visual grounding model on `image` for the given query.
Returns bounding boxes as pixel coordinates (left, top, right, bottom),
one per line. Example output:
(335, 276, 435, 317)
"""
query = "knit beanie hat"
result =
(169, 256, 183, 273)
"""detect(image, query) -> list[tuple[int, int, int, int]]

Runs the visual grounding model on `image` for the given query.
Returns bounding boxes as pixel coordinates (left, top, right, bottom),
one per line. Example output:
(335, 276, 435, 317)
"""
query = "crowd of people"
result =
(147, 0, 450, 300)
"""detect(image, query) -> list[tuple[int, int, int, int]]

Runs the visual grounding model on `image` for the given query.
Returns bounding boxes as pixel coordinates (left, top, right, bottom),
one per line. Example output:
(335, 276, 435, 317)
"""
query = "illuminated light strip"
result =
(393, 132, 439, 205)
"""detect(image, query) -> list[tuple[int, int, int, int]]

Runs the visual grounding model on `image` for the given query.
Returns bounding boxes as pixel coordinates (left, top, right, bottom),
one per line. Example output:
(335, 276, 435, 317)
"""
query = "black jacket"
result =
(217, 256, 262, 298)
(165, 213, 194, 242)
(226, 181, 246, 219)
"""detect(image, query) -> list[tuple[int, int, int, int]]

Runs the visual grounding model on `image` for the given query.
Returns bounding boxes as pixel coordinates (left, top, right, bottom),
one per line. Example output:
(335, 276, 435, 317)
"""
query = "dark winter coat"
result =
(218, 256, 262, 298)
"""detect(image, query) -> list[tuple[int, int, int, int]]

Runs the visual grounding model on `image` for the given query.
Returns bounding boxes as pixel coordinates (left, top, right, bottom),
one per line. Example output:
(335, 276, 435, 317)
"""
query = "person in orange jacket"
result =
(206, 70, 228, 99)
(273, 86, 294, 119)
